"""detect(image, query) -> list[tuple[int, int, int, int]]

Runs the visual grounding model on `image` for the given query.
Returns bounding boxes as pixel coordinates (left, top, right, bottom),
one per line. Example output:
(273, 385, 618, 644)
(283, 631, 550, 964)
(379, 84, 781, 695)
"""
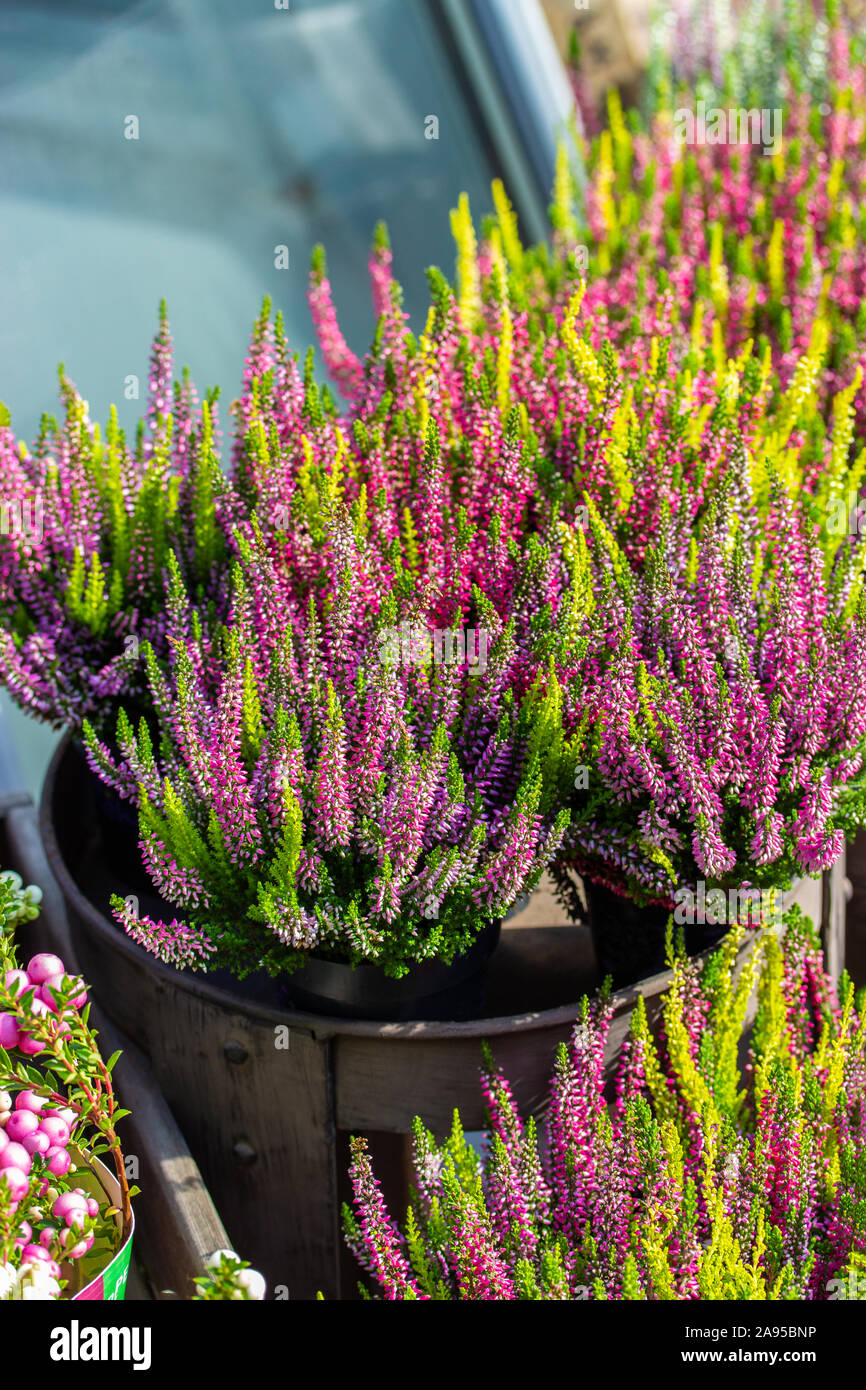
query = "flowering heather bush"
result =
(568, 1, 866, 433)
(648, 0, 848, 117)
(82, 503, 575, 978)
(238, 234, 855, 604)
(552, 459, 866, 903)
(264, 238, 866, 905)
(0, 874, 134, 1299)
(345, 909, 866, 1299)
(0, 305, 230, 729)
(72, 284, 866, 953)
(288, 4, 864, 526)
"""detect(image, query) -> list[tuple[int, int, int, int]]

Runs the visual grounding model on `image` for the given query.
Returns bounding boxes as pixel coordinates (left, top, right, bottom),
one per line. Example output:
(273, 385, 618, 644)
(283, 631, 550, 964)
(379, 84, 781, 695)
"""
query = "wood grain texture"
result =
(823, 847, 847, 985)
(90, 1010, 231, 1300)
(142, 990, 340, 1301)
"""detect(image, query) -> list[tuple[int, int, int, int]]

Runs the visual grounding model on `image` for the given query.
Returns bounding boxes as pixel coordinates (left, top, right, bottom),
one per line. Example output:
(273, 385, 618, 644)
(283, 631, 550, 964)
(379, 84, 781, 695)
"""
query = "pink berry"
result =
(22, 1131, 50, 1158)
(41, 974, 87, 1012)
(0, 1015, 20, 1049)
(64, 1206, 87, 1230)
(17, 1033, 43, 1057)
(0, 1091, 11, 1111)
(17, 1221, 32, 1242)
(38, 1115, 70, 1147)
(67, 1239, 88, 1260)
(51, 1192, 86, 1220)
(21, 1242, 50, 1264)
(0, 1167, 29, 1201)
(15, 1090, 44, 1116)
(86, 1198, 99, 1219)
(45, 1147, 71, 1178)
(3, 970, 29, 997)
(0, 1130, 7, 1153)
(0, 1143, 31, 1174)
(5, 1111, 39, 1143)
(26, 954, 64, 986)
(39, 1226, 56, 1248)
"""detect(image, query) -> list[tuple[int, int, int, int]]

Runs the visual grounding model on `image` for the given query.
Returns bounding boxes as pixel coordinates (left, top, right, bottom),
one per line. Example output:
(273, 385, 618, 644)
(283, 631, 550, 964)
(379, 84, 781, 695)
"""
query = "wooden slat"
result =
(2, 801, 80, 965)
(823, 847, 847, 985)
(91, 1010, 232, 1300)
(143, 991, 341, 1300)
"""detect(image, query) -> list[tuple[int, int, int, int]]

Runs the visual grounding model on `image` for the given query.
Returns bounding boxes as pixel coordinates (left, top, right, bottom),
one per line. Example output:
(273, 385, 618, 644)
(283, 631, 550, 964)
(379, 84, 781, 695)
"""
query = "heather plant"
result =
(344, 908, 866, 1299)
(260, 237, 866, 908)
(552, 462, 866, 905)
(81, 498, 576, 979)
(0, 305, 230, 730)
(568, 0, 866, 435)
(78, 290, 866, 951)
(647, 0, 848, 116)
(288, 0, 864, 520)
(0, 874, 135, 1299)
(239, 236, 856, 602)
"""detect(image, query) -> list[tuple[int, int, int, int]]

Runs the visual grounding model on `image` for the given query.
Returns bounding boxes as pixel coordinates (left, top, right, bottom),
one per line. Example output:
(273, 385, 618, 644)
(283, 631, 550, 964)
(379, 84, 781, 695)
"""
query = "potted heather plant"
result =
(0, 304, 229, 733)
(0, 869, 136, 1301)
(0, 307, 233, 888)
(344, 908, 866, 1300)
(570, 0, 866, 437)
(39, 277, 863, 999)
(273, 228, 866, 986)
(73, 500, 573, 1019)
(550, 462, 866, 983)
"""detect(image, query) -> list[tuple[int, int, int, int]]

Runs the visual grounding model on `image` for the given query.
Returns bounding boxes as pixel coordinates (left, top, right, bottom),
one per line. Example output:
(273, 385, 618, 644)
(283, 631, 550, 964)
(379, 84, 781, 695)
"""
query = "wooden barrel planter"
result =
(38, 736, 848, 1299)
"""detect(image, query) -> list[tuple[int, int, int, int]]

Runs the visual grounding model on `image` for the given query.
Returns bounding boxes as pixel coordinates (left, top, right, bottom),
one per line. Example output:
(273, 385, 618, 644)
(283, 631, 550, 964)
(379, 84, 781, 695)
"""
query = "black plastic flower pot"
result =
(584, 879, 728, 990)
(41, 734, 502, 1024)
(280, 922, 502, 1021)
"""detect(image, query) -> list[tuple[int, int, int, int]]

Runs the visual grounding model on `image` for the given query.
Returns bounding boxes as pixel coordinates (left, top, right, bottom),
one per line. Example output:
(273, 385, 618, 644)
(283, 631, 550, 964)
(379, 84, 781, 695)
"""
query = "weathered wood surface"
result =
(823, 848, 848, 987)
(91, 1011, 232, 1300)
(845, 829, 866, 987)
(142, 986, 341, 1301)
